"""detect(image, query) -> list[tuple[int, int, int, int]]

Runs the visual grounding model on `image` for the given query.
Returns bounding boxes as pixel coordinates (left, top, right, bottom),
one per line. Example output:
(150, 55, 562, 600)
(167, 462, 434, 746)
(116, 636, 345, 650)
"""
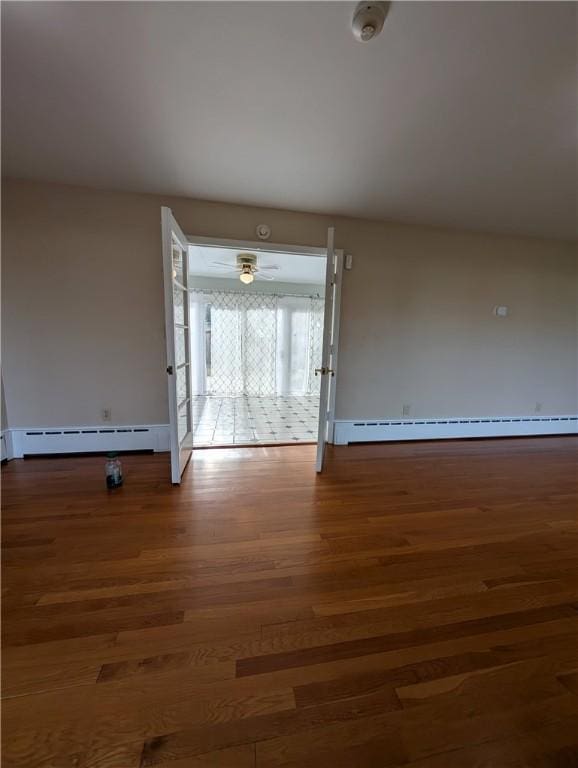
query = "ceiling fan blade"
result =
(257, 272, 275, 281)
(208, 262, 239, 270)
(258, 264, 280, 270)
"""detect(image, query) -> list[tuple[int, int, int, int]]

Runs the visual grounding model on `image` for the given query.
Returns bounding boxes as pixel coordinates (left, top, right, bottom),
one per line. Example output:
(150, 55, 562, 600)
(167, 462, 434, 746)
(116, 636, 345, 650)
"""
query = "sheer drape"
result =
(189, 297, 207, 396)
(189, 290, 324, 396)
(276, 296, 324, 395)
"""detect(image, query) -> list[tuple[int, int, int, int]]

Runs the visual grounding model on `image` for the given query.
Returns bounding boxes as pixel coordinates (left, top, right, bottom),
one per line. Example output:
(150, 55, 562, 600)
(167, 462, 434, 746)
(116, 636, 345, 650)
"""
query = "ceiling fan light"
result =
(239, 270, 254, 285)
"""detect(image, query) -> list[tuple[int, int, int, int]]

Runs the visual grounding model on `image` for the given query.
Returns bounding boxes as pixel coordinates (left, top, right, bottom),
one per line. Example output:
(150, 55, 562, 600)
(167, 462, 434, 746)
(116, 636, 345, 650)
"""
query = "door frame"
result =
(184, 232, 344, 460)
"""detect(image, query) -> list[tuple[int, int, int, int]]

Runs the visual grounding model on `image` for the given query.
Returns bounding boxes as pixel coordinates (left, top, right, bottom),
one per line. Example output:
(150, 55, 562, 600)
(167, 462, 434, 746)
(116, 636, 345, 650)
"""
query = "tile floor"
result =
(190, 395, 320, 447)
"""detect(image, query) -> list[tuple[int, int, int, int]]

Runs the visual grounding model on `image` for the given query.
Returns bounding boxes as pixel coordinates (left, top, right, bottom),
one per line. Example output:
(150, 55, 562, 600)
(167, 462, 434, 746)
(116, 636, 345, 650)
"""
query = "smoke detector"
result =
(256, 223, 271, 240)
(351, 2, 389, 42)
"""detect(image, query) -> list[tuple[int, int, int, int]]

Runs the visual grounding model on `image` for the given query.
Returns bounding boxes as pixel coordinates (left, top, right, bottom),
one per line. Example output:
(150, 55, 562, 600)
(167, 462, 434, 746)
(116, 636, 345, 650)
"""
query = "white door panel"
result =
(316, 228, 342, 472)
(162, 207, 193, 484)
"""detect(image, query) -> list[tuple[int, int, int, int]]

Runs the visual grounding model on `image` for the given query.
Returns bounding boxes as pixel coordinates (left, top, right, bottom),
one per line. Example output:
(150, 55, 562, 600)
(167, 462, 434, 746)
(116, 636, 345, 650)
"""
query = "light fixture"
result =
(239, 266, 254, 285)
(351, 2, 389, 42)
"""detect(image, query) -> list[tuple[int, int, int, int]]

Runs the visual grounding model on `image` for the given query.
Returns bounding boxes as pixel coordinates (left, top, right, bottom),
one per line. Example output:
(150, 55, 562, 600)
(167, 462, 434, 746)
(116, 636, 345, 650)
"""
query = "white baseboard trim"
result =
(333, 414, 578, 445)
(4, 424, 170, 458)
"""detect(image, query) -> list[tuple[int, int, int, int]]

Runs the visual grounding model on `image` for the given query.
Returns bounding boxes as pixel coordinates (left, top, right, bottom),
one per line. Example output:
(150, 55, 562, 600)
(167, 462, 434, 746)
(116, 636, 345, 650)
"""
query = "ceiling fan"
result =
(208, 253, 280, 284)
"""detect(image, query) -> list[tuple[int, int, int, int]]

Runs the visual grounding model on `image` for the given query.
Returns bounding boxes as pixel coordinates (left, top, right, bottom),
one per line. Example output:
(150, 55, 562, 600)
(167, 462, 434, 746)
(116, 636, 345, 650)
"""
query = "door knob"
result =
(166, 365, 173, 375)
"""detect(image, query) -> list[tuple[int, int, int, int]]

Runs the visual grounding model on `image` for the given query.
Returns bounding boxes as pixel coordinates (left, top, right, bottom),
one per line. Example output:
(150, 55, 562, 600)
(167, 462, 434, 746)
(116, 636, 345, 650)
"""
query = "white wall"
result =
(336, 219, 578, 418)
(2, 179, 576, 428)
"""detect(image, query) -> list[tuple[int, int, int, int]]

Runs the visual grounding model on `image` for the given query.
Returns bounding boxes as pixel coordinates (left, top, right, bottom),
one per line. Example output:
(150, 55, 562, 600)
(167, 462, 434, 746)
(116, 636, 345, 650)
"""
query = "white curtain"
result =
(189, 290, 324, 397)
(189, 297, 207, 395)
(276, 296, 324, 395)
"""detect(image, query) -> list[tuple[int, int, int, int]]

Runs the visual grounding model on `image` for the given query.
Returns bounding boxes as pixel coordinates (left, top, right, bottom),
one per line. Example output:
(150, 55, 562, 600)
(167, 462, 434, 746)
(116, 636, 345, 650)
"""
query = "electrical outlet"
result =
(102, 408, 112, 422)
(535, 402, 542, 413)
(402, 404, 411, 417)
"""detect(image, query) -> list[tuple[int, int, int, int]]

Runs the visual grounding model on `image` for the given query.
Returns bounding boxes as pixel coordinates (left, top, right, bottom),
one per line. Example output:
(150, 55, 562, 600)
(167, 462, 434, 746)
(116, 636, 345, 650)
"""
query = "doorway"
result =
(187, 246, 325, 447)
(162, 208, 342, 483)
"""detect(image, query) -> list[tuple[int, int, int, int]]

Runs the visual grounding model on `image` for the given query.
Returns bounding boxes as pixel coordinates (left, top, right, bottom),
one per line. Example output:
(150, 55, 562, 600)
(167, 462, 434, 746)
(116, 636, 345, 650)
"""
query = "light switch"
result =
(494, 305, 509, 317)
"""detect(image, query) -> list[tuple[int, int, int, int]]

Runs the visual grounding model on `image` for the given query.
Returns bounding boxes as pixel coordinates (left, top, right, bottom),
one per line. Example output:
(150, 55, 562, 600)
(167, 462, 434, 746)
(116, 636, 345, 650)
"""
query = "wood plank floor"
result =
(2, 437, 578, 768)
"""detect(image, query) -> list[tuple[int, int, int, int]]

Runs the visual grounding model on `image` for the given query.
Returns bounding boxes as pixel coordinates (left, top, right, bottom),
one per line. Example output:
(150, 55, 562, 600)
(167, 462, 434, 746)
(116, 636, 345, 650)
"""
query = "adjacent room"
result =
(187, 245, 325, 447)
(1, 2, 577, 767)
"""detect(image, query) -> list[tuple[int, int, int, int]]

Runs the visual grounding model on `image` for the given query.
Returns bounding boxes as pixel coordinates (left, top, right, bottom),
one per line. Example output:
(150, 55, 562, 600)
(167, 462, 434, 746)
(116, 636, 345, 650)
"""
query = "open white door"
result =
(316, 228, 343, 472)
(162, 207, 193, 484)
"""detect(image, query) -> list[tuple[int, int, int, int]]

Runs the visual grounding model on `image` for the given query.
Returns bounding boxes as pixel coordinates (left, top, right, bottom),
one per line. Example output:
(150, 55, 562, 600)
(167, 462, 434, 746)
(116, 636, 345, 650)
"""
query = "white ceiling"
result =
(2, 2, 576, 240)
(189, 246, 326, 285)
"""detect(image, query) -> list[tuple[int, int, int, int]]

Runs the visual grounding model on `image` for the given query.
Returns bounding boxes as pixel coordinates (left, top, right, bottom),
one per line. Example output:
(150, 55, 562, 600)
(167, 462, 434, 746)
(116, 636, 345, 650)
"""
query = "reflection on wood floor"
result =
(2, 437, 578, 767)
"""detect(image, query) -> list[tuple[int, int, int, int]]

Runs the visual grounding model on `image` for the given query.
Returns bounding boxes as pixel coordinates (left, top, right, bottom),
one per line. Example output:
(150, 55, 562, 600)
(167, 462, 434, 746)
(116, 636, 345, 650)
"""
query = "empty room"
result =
(1, 2, 577, 767)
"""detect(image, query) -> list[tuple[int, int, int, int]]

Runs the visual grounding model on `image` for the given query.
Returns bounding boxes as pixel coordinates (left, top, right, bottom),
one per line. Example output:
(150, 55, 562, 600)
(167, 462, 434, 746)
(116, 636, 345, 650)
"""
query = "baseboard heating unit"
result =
(333, 414, 578, 445)
(3, 424, 170, 459)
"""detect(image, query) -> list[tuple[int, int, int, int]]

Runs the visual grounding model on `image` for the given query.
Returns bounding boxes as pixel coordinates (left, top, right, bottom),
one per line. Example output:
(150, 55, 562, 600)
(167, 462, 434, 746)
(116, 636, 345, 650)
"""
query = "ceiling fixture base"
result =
(351, 2, 390, 42)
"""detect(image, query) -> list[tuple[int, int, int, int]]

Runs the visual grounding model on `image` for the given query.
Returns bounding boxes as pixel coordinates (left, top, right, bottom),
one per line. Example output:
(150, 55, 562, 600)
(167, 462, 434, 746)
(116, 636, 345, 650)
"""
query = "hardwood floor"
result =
(2, 437, 578, 767)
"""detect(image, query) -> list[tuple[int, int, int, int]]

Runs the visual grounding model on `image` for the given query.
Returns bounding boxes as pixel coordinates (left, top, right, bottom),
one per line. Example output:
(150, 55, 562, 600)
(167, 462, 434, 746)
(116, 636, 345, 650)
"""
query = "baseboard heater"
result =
(3, 424, 170, 459)
(3, 416, 575, 458)
(333, 414, 578, 445)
